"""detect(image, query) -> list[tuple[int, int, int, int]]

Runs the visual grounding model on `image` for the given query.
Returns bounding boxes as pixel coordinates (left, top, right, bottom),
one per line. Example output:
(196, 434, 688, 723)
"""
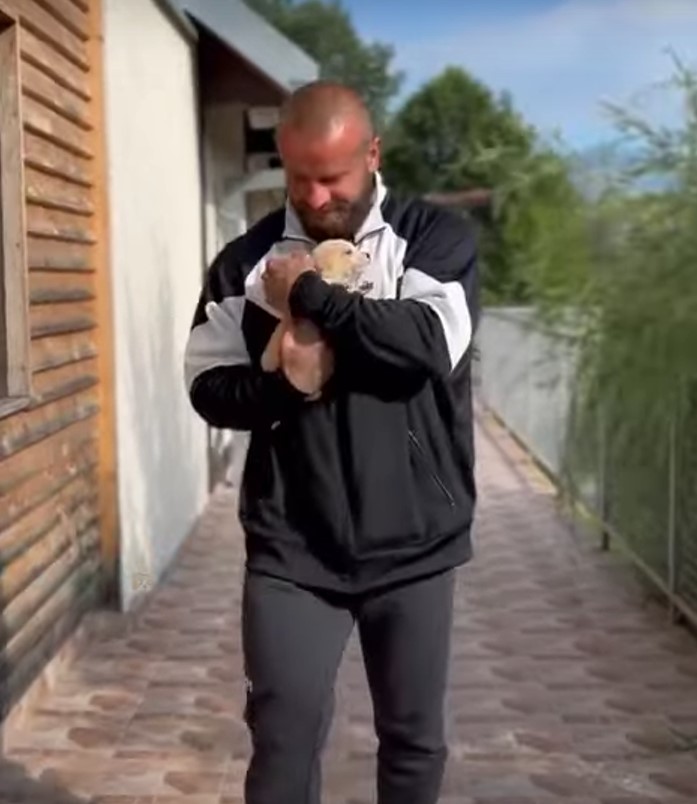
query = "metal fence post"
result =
(597, 402, 610, 551)
(667, 406, 678, 622)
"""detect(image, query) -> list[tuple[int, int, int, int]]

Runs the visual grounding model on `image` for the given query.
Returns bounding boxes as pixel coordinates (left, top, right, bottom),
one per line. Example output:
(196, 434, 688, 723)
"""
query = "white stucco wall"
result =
(102, 0, 209, 610)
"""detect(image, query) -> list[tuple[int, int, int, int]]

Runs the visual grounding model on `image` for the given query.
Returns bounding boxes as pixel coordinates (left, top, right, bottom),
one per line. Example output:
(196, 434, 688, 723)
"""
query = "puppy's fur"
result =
(260, 239, 370, 397)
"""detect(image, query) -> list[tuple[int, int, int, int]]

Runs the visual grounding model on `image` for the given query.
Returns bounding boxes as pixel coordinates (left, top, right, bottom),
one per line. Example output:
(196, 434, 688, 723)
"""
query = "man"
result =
(184, 81, 479, 804)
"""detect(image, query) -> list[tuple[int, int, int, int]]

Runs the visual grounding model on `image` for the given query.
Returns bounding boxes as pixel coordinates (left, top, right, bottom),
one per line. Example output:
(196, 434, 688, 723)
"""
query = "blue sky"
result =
(338, 0, 697, 150)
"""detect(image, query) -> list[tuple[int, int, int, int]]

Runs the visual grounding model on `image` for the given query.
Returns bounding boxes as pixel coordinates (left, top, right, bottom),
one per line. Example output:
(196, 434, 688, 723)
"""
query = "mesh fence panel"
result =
(478, 308, 695, 623)
(675, 399, 697, 612)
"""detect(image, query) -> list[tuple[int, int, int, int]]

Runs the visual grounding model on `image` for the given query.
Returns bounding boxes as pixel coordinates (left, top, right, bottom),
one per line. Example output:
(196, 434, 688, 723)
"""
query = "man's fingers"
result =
(264, 259, 281, 276)
(265, 252, 314, 285)
(265, 255, 289, 272)
(267, 255, 293, 269)
(292, 320, 323, 345)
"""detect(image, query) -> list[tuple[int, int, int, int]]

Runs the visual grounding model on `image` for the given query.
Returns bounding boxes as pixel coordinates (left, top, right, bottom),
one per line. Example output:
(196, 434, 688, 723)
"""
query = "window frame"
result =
(0, 4, 31, 419)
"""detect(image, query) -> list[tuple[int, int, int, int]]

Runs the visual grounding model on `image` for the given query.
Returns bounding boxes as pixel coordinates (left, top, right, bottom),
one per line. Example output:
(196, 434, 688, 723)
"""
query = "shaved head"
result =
(276, 81, 381, 242)
(278, 81, 374, 143)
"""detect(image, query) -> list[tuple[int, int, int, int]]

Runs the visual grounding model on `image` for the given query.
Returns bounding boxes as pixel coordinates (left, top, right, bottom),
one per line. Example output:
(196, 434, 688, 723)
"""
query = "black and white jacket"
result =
(185, 173, 480, 592)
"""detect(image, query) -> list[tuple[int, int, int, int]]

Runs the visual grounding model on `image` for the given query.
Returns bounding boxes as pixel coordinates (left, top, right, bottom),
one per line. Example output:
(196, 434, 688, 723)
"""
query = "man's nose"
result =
(305, 183, 331, 210)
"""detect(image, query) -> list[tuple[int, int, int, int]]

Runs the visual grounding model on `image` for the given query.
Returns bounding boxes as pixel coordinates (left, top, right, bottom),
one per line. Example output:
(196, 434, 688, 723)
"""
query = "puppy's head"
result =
(312, 239, 370, 284)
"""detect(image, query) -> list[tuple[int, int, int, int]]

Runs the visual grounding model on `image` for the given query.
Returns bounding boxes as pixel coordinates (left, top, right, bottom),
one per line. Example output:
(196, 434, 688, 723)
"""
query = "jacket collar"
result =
(282, 171, 389, 244)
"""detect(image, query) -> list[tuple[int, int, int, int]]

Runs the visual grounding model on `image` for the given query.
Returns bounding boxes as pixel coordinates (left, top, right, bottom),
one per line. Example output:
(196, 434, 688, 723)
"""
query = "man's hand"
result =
(262, 251, 315, 313)
(281, 320, 334, 398)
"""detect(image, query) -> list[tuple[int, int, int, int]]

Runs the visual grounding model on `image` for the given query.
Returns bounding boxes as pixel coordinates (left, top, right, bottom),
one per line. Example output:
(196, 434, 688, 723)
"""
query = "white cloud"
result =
(395, 0, 697, 146)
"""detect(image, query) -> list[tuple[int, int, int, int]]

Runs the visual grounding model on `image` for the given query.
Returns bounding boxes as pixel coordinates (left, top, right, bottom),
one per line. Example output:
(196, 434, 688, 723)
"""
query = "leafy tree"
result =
(383, 67, 535, 195)
(471, 139, 593, 309)
(538, 56, 697, 591)
(383, 67, 587, 303)
(245, 0, 403, 131)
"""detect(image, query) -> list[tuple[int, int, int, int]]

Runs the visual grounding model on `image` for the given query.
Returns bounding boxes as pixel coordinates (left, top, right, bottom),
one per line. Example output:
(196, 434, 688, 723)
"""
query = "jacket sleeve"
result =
(184, 244, 307, 431)
(287, 207, 479, 386)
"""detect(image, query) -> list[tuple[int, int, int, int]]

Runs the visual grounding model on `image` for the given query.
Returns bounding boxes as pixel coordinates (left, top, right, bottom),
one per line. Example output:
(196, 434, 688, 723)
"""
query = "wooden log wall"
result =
(0, 0, 116, 719)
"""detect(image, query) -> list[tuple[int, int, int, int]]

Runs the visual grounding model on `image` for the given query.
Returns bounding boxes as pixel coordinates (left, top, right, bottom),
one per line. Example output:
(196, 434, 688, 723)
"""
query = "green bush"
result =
(554, 56, 697, 598)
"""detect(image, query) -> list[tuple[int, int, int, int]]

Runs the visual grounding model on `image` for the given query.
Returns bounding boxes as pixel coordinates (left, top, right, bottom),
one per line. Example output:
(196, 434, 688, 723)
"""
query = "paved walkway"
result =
(4, 412, 697, 802)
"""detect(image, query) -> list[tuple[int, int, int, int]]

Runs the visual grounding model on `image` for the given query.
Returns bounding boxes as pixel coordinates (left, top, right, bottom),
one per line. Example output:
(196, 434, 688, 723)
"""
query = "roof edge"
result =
(174, 0, 318, 94)
(153, 0, 198, 42)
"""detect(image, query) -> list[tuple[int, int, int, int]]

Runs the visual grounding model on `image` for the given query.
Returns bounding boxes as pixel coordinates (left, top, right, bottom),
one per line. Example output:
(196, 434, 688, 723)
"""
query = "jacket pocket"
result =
(408, 430, 455, 508)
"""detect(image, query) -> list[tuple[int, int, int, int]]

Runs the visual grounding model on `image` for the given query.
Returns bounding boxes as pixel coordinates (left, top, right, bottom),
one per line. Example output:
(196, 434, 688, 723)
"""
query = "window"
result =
(0, 7, 30, 418)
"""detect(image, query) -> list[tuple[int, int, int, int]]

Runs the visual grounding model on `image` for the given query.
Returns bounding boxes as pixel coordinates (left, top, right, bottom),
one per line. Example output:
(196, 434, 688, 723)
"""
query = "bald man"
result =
(184, 81, 479, 804)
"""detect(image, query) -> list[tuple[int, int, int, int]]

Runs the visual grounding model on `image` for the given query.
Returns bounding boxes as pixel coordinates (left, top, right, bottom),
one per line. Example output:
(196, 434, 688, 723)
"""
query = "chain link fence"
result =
(477, 306, 697, 627)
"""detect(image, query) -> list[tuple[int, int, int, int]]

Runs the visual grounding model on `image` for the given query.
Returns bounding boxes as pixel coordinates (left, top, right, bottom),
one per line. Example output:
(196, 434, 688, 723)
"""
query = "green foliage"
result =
(244, 0, 403, 131)
(470, 137, 594, 308)
(382, 67, 590, 305)
(382, 67, 535, 195)
(550, 56, 697, 592)
(567, 56, 697, 420)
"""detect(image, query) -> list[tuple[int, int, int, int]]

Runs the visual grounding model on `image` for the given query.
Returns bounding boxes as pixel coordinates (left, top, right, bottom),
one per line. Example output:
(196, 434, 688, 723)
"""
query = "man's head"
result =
(276, 81, 380, 242)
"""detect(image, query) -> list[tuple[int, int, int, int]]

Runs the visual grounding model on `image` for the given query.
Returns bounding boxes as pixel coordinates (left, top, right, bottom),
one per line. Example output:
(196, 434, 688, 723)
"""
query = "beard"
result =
(294, 173, 375, 243)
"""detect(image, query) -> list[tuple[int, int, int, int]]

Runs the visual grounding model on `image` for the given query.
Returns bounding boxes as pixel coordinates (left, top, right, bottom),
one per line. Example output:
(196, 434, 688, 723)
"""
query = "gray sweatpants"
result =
(241, 568, 455, 804)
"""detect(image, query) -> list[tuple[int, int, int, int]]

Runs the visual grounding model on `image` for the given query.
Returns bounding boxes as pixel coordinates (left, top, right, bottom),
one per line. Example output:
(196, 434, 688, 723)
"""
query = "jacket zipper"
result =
(408, 430, 455, 508)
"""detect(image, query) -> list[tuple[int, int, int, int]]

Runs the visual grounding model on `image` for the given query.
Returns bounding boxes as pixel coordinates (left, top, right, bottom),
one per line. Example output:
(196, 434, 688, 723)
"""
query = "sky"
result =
(338, 0, 697, 150)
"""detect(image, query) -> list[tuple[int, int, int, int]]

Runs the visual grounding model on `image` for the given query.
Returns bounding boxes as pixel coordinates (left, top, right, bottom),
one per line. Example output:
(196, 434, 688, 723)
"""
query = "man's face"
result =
(278, 121, 380, 242)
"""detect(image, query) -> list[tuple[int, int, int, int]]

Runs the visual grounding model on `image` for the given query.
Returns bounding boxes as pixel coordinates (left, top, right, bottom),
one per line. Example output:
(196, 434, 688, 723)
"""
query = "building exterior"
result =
(0, 0, 115, 723)
(0, 0, 316, 723)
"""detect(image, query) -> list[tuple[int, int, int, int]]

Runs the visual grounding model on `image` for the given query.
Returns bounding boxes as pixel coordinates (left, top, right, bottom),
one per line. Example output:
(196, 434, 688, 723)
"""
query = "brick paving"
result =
(4, 411, 697, 802)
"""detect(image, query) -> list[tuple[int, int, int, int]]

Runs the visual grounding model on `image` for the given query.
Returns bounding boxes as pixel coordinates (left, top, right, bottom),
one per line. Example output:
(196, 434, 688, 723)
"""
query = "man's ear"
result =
(367, 136, 381, 173)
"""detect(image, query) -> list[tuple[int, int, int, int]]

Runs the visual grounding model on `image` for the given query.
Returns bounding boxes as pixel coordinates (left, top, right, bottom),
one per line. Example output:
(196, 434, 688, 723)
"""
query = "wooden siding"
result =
(0, 0, 115, 720)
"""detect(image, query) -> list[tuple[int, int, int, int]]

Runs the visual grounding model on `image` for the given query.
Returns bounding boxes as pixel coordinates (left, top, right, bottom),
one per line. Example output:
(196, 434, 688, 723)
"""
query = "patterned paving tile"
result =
(4, 413, 697, 802)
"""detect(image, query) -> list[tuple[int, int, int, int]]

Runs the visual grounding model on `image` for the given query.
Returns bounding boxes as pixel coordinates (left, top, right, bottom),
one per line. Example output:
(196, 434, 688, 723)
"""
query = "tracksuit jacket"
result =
(184, 172, 480, 592)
